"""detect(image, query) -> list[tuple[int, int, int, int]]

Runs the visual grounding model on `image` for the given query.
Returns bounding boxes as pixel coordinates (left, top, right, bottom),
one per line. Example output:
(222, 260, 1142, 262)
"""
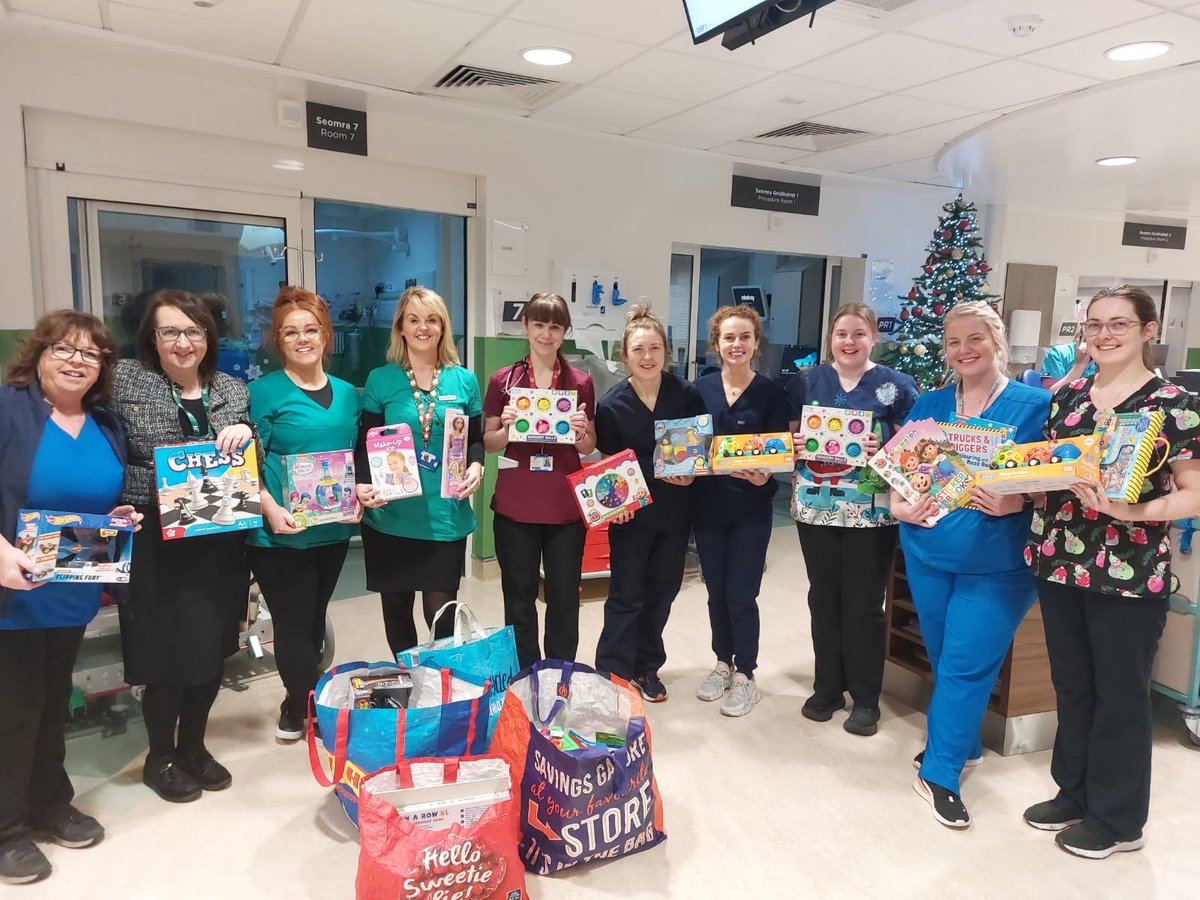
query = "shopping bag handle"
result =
(427, 601, 488, 648)
(529, 660, 576, 729)
(307, 692, 349, 789)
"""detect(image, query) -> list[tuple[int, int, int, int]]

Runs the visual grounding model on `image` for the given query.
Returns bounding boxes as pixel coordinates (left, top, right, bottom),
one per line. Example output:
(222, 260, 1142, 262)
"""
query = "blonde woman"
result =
(356, 287, 483, 656)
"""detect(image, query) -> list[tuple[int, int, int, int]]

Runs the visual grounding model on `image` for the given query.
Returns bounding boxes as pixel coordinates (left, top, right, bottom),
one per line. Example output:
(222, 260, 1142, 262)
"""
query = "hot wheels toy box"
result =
(973, 434, 1101, 495)
(710, 432, 795, 474)
(17, 509, 134, 583)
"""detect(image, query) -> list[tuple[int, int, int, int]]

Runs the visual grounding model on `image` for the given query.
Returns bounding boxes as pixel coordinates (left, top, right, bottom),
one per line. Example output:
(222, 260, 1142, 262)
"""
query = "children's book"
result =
(441, 408, 469, 499)
(152, 441, 262, 540)
(710, 432, 795, 474)
(938, 416, 1016, 472)
(567, 449, 653, 529)
(365, 424, 423, 502)
(17, 509, 134, 583)
(796, 405, 873, 468)
(1098, 410, 1168, 502)
(282, 450, 358, 529)
(507, 387, 577, 444)
(867, 419, 973, 522)
(652, 415, 713, 478)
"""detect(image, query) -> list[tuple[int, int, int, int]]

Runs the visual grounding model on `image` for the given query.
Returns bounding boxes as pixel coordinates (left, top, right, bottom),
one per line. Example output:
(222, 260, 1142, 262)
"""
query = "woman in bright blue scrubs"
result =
(891, 301, 1050, 830)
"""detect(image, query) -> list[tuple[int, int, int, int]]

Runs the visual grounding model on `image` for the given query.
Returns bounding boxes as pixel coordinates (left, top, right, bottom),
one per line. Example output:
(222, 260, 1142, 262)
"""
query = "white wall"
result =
(0, 21, 965, 334)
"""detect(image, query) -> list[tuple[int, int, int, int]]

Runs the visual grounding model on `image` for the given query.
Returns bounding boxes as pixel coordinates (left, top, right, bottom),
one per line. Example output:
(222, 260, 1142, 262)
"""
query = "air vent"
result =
(747, 121, 873, 153)
(420, 64, 578, 112)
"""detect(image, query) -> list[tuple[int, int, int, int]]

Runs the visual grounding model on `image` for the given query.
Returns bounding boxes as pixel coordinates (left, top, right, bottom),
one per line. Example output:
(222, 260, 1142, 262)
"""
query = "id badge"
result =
(418, 449, 441, 471)
(530, 454, 554, 473)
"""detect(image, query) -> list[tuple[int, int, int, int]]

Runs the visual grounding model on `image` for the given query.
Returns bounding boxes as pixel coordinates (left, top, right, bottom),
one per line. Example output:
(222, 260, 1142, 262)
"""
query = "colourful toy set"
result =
(507, 387, 577, 445)
(365, 424, 423, 502)
(567, 449, 653, 529)
(282, 450, 358, 529)
(16, 509, 134, 583)
(441, 408, 470, 499)
(796, 405, 873, 468)
(867, 419, 973, 522)
(152, 441, 262, 540)
(938, 416, 1015, 472)
(710, 431, 795, 474)
(652, 415, 713, 478)
(1098, 410, 1168, 502)
(974, 434, 1102, 495)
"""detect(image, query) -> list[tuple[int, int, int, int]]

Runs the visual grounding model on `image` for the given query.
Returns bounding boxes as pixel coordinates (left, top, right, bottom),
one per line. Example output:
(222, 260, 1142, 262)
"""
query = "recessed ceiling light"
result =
(1105, 41, 1172, 62)
(1096, 156, 1138, 167)
(273, 160, 304, 172)
(521, 47, 573, 66)
(193, 1, 216, 8)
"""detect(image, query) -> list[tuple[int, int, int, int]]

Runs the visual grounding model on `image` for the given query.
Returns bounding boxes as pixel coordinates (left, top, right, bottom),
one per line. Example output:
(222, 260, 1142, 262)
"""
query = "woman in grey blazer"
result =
(112, 290, 253, 804)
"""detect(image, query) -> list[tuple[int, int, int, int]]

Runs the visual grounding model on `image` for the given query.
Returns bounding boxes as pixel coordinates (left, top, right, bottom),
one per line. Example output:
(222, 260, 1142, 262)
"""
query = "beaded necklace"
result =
(406, 365, 442, 449)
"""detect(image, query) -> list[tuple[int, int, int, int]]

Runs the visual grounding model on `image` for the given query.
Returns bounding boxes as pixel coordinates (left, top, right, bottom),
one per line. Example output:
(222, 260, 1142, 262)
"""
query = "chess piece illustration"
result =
(174, 496, 196, 525)
(211, 470, 237, 526)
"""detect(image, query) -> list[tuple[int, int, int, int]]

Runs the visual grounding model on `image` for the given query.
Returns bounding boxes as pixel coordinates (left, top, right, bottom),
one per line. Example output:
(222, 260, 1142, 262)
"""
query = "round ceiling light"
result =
(1095, 156, 1139, 167)
(1104, 41, 1172, 62)
(522, 47, 573, 66)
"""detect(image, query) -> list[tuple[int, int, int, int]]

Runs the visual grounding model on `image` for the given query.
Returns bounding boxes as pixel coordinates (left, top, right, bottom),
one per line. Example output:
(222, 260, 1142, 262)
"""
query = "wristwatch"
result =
(1020, 493, 1035, 511)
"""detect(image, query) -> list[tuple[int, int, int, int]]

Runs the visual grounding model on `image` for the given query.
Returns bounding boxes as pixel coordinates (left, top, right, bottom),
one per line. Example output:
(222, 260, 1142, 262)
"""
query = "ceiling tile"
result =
(108, 3, 285, 63)
(629, 105, 795, 151)
(298, 0, 493, 54)
(902, 0, 1161, 57)
(532, 85, 692, 135)
(417, 0, 514, 12)
(1020, 13, 1200, 79)
(795, 135, 943, 173)
(507, 0, 686, 46)
(713, 141, 811, 163)
(8, 0, 102, 27)
(819, 94, 979, 134)
(110, 0, 303, 31)
(454, 19, 647, 82)
(903, 60, 1098, 110)
(791, 33, 999, 91)
(901, 110, 1006, 144)
(594, 49, 771, 104)
(714, 72, 882, 119)
(661, 13, 881, 73)
(857, 157, 957, 187)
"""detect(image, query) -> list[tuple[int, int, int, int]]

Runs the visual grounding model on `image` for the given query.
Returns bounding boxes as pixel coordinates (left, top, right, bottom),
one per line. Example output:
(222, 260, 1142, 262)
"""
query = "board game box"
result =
(710, 432, 796, 474)
(796, 405, 873, 468)
(973, 434, 1102, 495)
(365, 424, 423, 502)
(281, 449, 358, 529)
(441, 408, 469, 499)
(567, 449, 653, 529)
(1098, 410, 1167, 502)
(507, 387, 577, 445)
(16, 509, 134, 583)
(867, 419, 973, 522)
(652, 415, 713, 478)
(153, 441, 262, 540)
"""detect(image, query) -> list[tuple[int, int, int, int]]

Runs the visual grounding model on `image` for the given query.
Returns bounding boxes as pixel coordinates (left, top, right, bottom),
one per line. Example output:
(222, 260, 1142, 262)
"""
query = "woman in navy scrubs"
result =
(594, 306, 705, 701)
(693, 305, 792, 717)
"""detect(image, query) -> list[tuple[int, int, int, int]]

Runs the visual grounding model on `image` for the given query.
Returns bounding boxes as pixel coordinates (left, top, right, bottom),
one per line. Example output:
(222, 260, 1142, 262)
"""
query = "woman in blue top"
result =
(0, 311, 138, 886)
(248, 287, 362, 743)
(787, 304, 918, 736)
(892, 301, 1050, 830)
(693, 305, 792, 718)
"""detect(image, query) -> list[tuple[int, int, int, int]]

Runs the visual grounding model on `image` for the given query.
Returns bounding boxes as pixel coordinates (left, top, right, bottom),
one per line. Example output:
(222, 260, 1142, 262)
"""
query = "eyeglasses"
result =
(1082, 319, 1140, 337)
(280, 326, 322, 343)
(49, 342, 105, 365)
(154, 325, 207, 343)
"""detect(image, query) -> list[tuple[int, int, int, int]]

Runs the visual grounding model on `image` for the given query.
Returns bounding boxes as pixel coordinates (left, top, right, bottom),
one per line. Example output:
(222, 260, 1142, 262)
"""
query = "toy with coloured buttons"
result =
(796, 403, 874, 467)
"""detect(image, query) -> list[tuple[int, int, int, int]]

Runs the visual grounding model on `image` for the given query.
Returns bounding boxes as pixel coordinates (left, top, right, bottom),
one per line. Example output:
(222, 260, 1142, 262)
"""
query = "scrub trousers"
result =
(905, 558, 1036, 793)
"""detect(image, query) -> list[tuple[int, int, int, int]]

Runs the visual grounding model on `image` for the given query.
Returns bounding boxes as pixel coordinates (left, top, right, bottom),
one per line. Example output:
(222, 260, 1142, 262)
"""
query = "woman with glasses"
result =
(112, 290, 253, 804)
(0, 312, 137, 885)
(247, 287, 362, 743)
(355, 287, 484, 657)
(1023, 286, 1200, 859)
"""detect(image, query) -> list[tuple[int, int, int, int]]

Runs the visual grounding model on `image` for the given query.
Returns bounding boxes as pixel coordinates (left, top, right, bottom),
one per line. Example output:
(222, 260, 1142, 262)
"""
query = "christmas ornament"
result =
(981, 282, 990, 292)
(951, 249, 963, 260)
(899, 308, 909, 321)
(886, 341, 896, 351)
(958, 220, 969, 230)
(967, 265, 977, 276)
(942, 229, 952, 240)
(908, 287, 918, 299)
(924, 266, 934, 275)
(981, 263, 990, 272)
(899, 345, 909, 355)
(913, 306, 923, 317)
(932, 289, 941, 297)
(914, 344, 927, 357)
(933, 303, 945, 315)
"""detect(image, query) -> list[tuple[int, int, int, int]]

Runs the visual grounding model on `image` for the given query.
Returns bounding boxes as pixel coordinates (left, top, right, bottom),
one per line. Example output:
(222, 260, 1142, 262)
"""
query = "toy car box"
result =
(973, 434, 1101, 495)
(710, 432, 795, 474)
(16, 509, 134, 583)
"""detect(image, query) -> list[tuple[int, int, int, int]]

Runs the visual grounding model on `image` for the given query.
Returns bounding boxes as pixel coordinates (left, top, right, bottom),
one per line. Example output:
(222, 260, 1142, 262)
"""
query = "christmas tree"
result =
(877, 194, 999, 390)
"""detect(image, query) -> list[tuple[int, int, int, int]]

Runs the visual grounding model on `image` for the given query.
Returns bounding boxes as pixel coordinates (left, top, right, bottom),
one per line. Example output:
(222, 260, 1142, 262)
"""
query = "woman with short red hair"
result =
(248, 286, 362, 743)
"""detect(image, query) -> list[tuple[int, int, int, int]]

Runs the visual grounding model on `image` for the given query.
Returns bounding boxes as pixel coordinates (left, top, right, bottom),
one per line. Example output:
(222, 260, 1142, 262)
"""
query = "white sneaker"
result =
(720, 673, 761, 717)
(696, 662, 733, 702)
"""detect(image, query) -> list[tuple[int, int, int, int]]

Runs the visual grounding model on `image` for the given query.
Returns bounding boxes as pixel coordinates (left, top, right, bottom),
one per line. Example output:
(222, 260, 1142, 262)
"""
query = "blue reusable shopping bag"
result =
(308, 661, 491, 827)
(395, 602, 519, 741)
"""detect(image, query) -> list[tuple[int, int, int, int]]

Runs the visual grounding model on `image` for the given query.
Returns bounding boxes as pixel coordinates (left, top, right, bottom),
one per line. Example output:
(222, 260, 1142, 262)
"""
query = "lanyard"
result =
(406, 366, 442, 449)
(955, 373, 1005, 418)
(171, 383, 213, 438)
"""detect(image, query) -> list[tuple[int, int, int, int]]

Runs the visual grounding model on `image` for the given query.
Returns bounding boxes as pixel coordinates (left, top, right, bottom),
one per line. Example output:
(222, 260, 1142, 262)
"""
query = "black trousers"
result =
(493, 512, 585, 669)
(1038, 580, 1169, 841)
(795, 523, 896, 710)
(0, 626, 85, 845)
(595, 520, 690, 679)
(249, 542, 349, 718)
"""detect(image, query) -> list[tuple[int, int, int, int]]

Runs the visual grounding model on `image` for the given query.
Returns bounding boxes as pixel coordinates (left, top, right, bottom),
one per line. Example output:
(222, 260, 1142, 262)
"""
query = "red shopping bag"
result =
(356, 755, 527, 900)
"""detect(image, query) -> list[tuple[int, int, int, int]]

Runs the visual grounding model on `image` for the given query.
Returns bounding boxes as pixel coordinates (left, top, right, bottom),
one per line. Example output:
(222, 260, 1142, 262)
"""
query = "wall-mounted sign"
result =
(1122, 221, 1186, 250)
(1059, 322, 1078, 337)
(877, 316, 899, 335)
(501, 300, 527, 323)
(730, 175, 820, 216)
(492, 220, 528, 277)
(306, 102, 367, 156)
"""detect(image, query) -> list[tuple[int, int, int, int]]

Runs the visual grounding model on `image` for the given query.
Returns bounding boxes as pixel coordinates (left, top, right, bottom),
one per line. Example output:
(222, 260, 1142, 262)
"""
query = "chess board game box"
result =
(152, 440, 263, 540)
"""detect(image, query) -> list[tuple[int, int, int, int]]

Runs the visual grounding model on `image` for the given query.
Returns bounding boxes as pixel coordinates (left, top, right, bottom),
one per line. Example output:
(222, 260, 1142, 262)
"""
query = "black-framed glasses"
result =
(1082, 319, 1139, 337)
(154, 325, 207, 343)
(49, 342, 105, 365)
(280, 326, 322, 343)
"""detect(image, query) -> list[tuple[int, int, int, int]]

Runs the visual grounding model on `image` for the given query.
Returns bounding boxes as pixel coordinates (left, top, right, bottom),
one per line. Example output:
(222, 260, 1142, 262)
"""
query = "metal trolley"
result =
(1153, 519, 1200, 747)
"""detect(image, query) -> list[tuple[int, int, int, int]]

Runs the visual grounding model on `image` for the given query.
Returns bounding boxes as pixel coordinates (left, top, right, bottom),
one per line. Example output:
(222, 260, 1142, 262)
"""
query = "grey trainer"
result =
(720, 673, 762, 717)
(696, 662, 733, 702)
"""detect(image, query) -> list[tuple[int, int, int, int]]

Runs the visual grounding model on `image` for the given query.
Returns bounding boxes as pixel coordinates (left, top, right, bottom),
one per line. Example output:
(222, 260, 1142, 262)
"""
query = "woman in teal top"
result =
(356, 287, 484, 657)
(248, 287, 362, 742)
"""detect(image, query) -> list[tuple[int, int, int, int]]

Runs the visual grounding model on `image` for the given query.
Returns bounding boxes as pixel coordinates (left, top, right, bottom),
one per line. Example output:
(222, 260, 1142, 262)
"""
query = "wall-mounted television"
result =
(681, 0, 774, 44)
(729, 285, 766, 317)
